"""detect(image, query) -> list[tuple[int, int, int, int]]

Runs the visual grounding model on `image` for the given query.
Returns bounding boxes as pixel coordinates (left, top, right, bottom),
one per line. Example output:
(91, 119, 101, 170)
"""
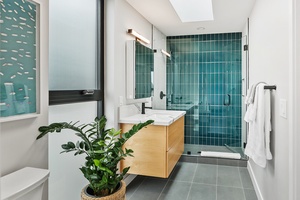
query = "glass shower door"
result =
(223, 67, 242, 148)
(166, 33, 243, 156)
(198, 62, 242, 153)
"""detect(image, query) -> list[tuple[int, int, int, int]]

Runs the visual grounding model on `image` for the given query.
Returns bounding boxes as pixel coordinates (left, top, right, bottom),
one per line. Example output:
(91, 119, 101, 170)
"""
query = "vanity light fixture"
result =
(161, 49, 171, 58)
(127, 29, 150, 44)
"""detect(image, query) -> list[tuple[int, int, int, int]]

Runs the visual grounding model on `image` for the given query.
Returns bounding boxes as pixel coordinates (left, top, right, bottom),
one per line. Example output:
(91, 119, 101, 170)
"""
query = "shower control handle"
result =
(160, 91, 166, 99)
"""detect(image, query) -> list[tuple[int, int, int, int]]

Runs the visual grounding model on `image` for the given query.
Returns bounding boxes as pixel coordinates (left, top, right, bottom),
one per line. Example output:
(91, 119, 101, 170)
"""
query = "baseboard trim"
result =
(247, 161, 264, 200)
(124, 174, 137, 186)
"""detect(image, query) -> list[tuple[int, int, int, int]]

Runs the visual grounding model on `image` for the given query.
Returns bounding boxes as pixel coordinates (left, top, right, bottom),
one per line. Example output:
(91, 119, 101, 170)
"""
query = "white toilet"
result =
(1, 167, 50, 200)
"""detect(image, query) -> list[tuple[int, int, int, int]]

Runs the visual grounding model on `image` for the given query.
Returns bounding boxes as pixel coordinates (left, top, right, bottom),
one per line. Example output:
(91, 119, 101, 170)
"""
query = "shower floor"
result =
(184, 144, 247, 160)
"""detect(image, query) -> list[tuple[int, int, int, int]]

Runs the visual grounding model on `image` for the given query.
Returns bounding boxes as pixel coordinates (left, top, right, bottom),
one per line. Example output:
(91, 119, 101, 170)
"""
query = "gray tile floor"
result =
(126, 162, 258, 200)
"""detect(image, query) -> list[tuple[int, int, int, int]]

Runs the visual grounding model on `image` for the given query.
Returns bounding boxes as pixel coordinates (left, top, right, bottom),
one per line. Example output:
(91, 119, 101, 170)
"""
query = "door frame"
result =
(289, 0, 299, 199)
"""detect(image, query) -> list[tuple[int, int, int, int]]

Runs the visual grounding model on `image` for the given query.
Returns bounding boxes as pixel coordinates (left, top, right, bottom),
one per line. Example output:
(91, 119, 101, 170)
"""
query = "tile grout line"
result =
(216, 164, 219, 200)
(238, 166, 247, 200)
(185, 163, 199, 200)
(156, 165, 176, 200)
(215, 184, 247, 189)
(127, 177, 146, 200)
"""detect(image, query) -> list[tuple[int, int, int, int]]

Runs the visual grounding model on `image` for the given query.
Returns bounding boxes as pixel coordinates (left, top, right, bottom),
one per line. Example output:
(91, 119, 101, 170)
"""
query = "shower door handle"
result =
(224, 94, 230, 106)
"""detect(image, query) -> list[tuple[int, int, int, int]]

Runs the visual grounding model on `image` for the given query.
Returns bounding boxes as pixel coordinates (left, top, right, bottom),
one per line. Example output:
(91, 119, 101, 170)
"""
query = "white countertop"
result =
(119, 109, 186, 126)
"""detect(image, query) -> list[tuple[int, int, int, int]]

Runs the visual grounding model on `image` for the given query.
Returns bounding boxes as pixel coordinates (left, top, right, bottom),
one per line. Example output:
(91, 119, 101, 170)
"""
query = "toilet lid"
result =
(1, 167, 50, 200)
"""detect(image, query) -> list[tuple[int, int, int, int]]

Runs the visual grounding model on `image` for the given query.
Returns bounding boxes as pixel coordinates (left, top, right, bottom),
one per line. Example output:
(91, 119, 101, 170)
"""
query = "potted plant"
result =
(37, 116, 153, 200)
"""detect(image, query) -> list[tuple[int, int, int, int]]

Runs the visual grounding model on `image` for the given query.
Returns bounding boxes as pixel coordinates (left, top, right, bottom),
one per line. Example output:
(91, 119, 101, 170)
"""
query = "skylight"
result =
(169, 0, 214, 23)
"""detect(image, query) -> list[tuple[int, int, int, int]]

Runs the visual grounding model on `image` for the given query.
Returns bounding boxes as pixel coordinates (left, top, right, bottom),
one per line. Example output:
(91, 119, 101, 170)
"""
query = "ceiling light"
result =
(169, 0, 214, 23)
(127, 29, 150, 44)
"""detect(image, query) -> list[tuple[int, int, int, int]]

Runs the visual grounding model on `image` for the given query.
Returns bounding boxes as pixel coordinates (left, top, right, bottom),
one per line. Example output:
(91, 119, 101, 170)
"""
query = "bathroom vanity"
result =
(119, 110, 185, 178)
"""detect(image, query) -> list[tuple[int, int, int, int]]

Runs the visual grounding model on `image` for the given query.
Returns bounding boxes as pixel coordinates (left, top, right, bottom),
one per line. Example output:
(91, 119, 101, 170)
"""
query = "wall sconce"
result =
(127, 29, 150, 44)
(161, 49, 171, 58)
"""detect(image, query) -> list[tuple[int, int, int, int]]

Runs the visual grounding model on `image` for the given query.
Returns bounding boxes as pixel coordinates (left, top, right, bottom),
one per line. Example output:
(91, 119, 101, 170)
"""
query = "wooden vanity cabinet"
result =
(120, 116, 184, 178)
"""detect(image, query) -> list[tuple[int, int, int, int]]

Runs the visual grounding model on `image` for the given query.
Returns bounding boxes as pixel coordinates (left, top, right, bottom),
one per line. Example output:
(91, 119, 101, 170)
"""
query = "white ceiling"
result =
(126, 0, 256, 36)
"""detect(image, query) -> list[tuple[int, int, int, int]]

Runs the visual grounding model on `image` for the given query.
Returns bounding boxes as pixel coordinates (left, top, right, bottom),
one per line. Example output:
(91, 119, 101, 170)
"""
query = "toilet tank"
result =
(1, 167, 50, 200)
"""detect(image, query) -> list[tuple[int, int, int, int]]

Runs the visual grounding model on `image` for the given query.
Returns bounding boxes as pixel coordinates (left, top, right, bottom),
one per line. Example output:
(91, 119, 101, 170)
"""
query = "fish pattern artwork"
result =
(0, 0, 37, 117)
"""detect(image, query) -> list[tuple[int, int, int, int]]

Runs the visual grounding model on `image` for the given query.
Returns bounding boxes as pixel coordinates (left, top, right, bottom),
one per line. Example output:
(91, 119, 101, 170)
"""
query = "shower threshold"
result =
(184, 144, 248, 161)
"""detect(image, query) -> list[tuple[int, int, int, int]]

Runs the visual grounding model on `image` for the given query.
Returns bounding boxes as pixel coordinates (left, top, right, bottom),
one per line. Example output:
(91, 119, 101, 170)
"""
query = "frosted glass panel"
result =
(0, 0, 38, 118)
(49, 0, 97, 90)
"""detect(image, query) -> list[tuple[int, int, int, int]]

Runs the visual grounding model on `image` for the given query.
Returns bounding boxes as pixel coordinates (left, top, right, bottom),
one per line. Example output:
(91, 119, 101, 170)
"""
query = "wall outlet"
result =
(279, 99, 287, 119)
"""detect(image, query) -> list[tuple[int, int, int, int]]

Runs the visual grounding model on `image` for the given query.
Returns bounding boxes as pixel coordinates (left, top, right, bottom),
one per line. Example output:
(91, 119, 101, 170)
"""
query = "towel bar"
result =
(264, 85, 276, 90)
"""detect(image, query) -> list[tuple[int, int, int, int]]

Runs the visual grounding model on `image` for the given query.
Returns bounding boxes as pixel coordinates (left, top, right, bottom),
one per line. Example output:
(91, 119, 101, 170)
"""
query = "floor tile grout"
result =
(238, 168, 247, 200)
(127, 177, 146, 200)
(127, 162, 257, 200)
(186, 162, 199, 200)
(156, 167, 173, 200)
(216, 165, 219, 200)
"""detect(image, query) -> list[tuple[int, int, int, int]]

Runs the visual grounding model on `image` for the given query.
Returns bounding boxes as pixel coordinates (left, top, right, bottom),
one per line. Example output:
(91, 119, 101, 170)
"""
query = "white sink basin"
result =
(119, 110, 186, 126)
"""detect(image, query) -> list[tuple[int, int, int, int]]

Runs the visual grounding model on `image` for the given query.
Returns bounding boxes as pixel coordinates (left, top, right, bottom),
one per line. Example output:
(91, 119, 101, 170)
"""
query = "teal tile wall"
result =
(0, 0, 37, 117)
(166, 33, 242, 147)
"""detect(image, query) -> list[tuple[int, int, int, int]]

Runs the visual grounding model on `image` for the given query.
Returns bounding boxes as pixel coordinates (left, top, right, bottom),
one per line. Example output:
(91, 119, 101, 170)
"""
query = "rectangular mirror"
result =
(126, 40, 153, 99)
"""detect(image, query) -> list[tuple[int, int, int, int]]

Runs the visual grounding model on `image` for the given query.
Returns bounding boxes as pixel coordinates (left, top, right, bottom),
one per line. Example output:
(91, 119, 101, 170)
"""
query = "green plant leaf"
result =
(93, 150, 105, 154)
(79, 141, 84, 149)
(93, 159, 100, 167)
(122, 166, 130, 175)
(99, 166, 113, 175)
(61, 144, 69, 150)
(67, 142, 75, 148)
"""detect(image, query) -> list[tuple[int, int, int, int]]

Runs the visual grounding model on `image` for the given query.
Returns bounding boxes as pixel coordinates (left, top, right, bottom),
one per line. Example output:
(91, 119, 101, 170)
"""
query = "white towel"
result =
(244, 83, 272, 168)
(245, 82, 267, 105)
(244, 82, 264, 122)
(244, 83, 258, 123)
(264, 90, 272, 160)
(244, 84, 255, 105)
(244, 85, 255, 122)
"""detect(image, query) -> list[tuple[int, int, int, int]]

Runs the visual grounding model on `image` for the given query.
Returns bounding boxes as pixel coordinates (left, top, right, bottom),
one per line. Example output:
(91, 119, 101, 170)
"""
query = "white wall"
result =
(105, 0, 153, 128)
(152, 27, 167, 110)
(0, 0, 49, 199)
(247, 0, 292, 199)
(48, 103, 96, 200)
(292, 0, 300, 199)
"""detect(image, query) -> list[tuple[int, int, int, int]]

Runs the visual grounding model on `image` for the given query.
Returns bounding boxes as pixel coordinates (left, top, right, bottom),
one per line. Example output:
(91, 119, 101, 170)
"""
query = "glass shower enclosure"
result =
(166, 33, 244, 157)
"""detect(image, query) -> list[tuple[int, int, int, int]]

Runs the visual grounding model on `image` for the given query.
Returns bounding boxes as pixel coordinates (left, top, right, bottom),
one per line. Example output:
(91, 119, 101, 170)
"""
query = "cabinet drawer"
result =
(120, 123, 167, 178)
(167, 116, 184, 150)
(167, 136, 184, 176)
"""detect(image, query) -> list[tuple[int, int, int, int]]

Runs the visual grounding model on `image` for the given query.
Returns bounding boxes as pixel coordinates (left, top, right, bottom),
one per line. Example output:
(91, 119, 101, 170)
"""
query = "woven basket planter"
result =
(81, 181, 126, 200)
